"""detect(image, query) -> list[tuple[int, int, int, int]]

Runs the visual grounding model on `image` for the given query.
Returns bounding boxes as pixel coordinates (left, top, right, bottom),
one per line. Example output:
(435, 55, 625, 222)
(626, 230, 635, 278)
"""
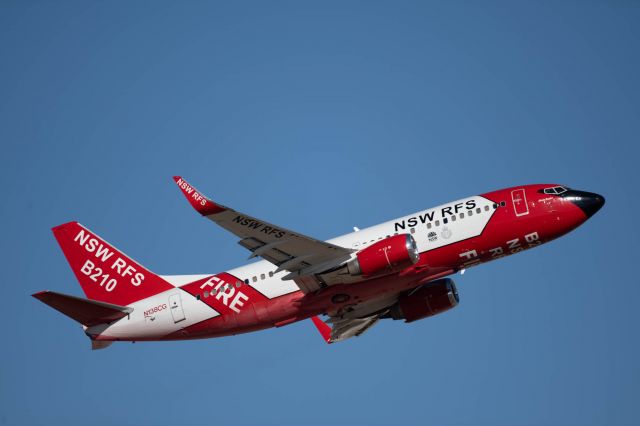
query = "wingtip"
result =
(311, 316, 332, 344)
(32, 290, 49, 299)
(173, 176, 225, 216)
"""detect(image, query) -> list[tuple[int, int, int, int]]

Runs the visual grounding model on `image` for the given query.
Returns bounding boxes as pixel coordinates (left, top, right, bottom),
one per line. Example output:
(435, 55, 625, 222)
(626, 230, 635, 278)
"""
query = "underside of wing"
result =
(310, 278, 461, 343)
(310, 294, 399, 343)
(311, 314, 382, 344)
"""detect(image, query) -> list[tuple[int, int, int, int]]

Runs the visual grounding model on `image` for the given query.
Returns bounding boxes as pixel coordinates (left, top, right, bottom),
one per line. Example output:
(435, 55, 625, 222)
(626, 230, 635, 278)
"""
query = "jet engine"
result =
(386, 278, 459, 322)
(347, 234, 419, 277)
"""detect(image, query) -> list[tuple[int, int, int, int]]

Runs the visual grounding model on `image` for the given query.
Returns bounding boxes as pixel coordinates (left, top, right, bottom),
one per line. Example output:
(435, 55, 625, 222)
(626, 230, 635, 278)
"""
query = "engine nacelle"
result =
(387, 278, 459, 323)
(347, 234, 419, 277)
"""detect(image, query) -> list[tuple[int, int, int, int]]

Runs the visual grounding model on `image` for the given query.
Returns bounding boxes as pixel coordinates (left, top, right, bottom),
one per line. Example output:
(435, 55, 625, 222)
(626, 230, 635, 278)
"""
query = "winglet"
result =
(311, 316, 332, 344)
(173, 176, 226, 216)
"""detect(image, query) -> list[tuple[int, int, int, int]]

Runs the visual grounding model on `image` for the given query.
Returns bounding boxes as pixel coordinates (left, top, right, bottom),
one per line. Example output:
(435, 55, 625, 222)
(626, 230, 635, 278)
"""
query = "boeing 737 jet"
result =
(33, 178, 604, 349)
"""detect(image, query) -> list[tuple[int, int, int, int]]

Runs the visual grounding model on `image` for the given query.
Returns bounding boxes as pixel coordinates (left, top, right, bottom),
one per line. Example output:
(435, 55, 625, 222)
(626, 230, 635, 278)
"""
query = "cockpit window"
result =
(541, 186, 569, 195)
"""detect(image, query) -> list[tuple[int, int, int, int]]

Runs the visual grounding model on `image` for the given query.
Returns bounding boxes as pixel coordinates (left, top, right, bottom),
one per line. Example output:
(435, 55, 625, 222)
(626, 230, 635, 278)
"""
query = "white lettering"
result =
(74, 230, 90, 246)
(123, 264, 136, 278)
(229, 292, 249, 313)
(215, 284, 235, 305)
(95, 245, 114, 262)
(131, 272, 144, 286)
(525, 232, 541, 247)
(111, 258, 126, 273)
(489, 247, 504, 258)
(459, 250, 478, 260)
(86, 238, 98, 253)
(105, 279, 117, 292)
(507, 238, 523, 254)
(199, 276, 220, 289)
(79, 259, 117, 291)
(80, 259, 94, 275)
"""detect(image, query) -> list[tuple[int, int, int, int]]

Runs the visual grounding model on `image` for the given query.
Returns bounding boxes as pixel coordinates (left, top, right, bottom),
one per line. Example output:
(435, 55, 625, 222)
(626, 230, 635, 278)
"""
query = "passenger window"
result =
(260, 273, 265, 280)
(451, 215, 456, 222)
(427, 222, 432, 229)
(476, 207, 482, 214)
(244, 279, 249, 284)
(500, 201, 506, 206)
(269, 271, 273, 278)
(484, 205, 490, 211)
(211, 288, 217, 295)
(236, 281, 242, 288)
(196, 294, 201, 300)
(468, 210, 473, 216)
(460, 212, 464, 219)
(410, 228, 415, 234)
(435, 220, 440, 226)
(252, 276, 257, 283)
(443, 218, 448, 224)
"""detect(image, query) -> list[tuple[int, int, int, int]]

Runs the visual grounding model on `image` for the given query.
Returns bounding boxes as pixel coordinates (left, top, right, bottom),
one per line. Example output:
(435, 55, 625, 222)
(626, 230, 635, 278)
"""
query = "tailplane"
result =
(32, 290, 132, 327)
(51, 222, 174, 306)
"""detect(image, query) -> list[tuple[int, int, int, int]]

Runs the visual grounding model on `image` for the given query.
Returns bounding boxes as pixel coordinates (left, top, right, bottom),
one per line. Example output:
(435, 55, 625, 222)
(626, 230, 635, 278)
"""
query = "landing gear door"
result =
(169, 293, 186, 323)
(511, 189, 529, 217)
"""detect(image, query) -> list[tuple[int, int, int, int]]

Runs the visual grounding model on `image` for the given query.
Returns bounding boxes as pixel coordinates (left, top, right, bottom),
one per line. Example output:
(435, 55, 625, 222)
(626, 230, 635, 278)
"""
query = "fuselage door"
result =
(169, 293, 186, 323)
(511, 189, 529, 216)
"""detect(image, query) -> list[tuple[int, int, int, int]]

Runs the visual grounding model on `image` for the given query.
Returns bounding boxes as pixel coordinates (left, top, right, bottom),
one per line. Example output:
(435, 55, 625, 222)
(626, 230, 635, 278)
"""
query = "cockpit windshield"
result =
(540, 186, 568, 195)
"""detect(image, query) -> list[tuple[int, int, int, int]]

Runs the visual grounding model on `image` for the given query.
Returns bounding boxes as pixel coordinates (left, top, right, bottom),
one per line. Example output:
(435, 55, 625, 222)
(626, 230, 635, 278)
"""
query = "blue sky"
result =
(1, 2, 639, 425)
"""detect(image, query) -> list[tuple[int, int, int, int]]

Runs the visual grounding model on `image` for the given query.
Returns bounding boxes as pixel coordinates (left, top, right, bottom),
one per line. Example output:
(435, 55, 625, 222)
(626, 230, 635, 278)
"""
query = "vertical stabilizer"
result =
(52, 222, 174, 306)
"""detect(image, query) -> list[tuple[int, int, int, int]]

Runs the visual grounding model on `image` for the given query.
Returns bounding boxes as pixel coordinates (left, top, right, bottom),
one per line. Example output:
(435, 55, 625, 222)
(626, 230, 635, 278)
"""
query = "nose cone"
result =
(565, 190, 605, 218)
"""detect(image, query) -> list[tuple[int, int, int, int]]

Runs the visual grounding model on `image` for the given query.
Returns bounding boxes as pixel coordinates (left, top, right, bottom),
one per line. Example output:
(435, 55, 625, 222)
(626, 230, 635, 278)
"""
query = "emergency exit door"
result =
(511, 189, 529, 216)
(169, 293, 186, 323)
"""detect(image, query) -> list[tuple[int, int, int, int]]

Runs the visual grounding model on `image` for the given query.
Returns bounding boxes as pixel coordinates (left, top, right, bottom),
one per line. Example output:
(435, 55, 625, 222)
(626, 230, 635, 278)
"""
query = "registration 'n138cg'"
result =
(34, 178, 604, 349)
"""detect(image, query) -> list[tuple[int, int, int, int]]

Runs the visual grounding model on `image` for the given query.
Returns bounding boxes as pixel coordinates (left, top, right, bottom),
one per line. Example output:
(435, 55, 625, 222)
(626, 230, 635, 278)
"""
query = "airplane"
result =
(33, 178, 605, 349)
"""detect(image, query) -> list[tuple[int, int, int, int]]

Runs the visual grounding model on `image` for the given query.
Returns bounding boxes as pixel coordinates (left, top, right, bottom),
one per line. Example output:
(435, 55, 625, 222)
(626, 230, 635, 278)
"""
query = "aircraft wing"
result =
(173, 177, 354, 292)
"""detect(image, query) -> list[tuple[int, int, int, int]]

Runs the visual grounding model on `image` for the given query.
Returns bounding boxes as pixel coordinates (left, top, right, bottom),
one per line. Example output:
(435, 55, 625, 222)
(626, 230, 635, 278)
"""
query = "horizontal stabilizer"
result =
(32, 290, 133, 327)
(91, 340, 113, 350)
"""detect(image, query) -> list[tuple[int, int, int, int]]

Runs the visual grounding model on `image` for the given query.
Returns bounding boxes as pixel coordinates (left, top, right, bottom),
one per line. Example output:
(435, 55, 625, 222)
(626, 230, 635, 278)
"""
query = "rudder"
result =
(53, 222, 174, 306)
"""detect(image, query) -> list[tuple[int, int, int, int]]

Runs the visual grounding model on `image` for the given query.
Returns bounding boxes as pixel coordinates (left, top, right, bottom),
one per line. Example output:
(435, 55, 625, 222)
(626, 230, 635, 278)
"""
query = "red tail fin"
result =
(52, 222, 174, 306)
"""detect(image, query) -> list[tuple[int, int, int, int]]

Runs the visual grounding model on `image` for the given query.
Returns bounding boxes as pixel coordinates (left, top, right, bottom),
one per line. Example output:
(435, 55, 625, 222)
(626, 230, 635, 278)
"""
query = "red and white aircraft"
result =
(34, 178, 604, 349)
